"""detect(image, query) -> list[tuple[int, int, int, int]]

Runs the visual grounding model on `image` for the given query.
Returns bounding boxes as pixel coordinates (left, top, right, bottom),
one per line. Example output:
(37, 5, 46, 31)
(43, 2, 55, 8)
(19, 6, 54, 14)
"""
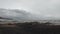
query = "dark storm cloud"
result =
(0, 8, 41, 22)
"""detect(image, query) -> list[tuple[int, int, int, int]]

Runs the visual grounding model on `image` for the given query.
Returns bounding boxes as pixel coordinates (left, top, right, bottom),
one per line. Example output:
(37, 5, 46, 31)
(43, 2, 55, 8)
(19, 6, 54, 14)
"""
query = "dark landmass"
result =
(0, 17, 13, 20)
(0, 22, 60, 34)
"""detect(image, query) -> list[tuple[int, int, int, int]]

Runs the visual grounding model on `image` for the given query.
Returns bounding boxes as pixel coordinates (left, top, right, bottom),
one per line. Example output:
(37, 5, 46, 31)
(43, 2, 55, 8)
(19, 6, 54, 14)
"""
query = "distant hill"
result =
(0, 17, 12, 20)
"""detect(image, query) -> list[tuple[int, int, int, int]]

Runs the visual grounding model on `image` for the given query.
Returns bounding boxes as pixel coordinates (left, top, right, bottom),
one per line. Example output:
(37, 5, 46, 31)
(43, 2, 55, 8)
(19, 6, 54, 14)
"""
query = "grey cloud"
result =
(0, 8, 41, 22)
(0, 0, 60, 20)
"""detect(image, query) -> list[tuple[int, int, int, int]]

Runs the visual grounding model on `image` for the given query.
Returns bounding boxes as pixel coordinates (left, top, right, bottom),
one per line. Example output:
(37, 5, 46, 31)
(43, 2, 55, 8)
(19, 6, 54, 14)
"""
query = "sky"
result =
(0, 0, 60, 19)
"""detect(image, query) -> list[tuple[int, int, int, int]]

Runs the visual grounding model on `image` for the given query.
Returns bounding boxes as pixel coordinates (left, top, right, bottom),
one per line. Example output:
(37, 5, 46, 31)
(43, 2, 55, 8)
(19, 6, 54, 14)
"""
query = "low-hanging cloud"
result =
(0, 8, 42, 22)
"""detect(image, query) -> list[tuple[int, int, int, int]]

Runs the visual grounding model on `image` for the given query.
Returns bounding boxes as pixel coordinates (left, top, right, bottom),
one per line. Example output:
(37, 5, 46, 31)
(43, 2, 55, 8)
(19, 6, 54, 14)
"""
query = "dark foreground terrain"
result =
(0, 22, 60, 34)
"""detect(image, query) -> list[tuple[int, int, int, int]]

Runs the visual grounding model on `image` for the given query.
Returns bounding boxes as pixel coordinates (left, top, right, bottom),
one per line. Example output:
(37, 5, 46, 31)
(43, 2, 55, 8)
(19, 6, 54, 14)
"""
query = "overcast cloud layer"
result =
(0, 8, 43, 22)
(0, 0, 60, 20)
